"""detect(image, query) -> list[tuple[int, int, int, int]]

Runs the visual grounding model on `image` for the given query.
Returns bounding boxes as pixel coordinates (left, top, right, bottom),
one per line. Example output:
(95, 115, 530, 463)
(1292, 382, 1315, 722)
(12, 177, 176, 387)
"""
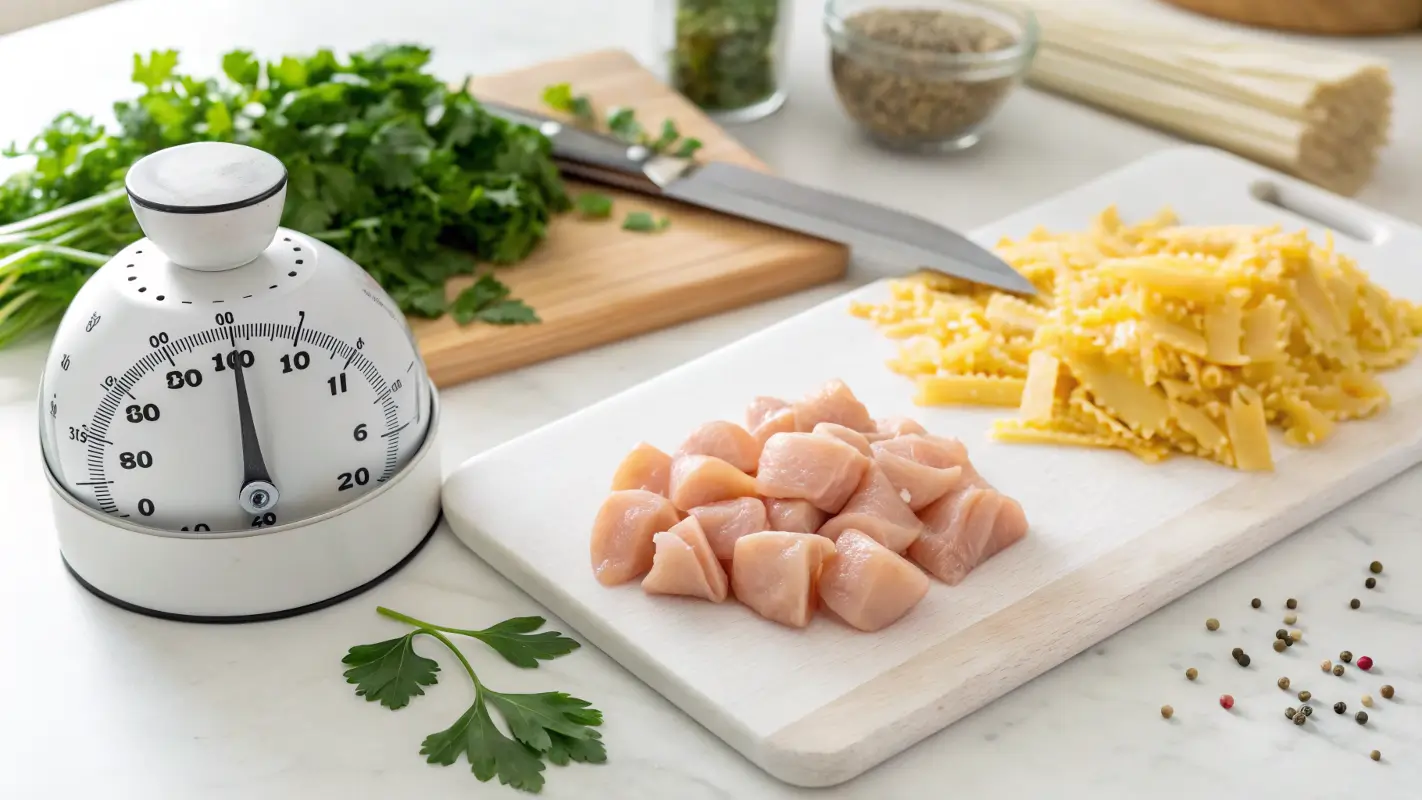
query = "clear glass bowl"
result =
(659, 0, 794, 124)
(823, 0, 1038, 152)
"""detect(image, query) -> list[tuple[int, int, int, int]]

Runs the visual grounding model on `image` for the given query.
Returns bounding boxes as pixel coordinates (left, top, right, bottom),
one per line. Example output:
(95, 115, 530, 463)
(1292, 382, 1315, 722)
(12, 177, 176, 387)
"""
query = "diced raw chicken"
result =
(732, 531, 838, 628)
(982, 494, 1029, 559)
(872, 434, 970, 471)
(590, 490, 681, 586)
(610, 442, 673, 495)
(819, 529, 931, 632)
(818, 464, 925, 552)
(750, 407, 796, 448)
(812, 422, 872, 456)
(688, 497, 768, 561)
(756, 432, 870, 513)
(746, 396, 790, 430)
(678, 421, 761, 474)
(874, 416, 928, 439)
(870, 444, 963, 512)
(668, 455, 758, 511)
(642, 517, 729, 602)
(907, 487, 1002, 585)
(793, 379, 875, 433)
(764, 498, 830, 534)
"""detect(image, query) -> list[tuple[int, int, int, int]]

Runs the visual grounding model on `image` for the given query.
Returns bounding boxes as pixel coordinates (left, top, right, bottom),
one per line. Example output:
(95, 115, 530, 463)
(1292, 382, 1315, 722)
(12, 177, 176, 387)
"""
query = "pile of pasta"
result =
(849, 208, 1422, 470)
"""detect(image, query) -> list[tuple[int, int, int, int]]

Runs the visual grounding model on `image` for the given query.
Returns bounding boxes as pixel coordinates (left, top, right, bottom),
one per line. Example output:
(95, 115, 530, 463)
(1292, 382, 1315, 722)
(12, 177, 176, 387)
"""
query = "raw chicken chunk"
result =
(873, 434, 970, 471)
(746, 396, 790, 430)
(732, 531, 838, 628)
(982, 494, 1029, 559)
(818, 464, 924, 552)
(765, 498, 830, 534)
(642, 517, 729, 602)
(750, 407, 796, 448)
(668, 455, 758, 511)
(871, 445, 963, 512)
(874, 416, 928, 439)
(688, 497, 768, 561)
(819, 529, 930, 631)
(793, 379, 875, 433)
(678, 421, 761, 474)
(907, 487, 1002, 585)
(590, 490, 681, 586)
(812, 422, 872, 456)
(610, 442, 673, 495)
(756, 432, 870, 513)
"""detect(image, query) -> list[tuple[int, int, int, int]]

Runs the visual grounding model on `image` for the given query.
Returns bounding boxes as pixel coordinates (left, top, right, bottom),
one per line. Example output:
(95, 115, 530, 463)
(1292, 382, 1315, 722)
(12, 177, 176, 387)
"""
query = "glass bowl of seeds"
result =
(823, 0, 1037, 151)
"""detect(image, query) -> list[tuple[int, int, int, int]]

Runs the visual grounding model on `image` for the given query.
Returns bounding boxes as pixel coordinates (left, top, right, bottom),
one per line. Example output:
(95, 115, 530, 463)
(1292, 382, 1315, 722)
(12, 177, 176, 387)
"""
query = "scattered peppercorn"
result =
(1284, 637, 1294, 647)
(1293, 712, 1307, 726)
(1335, 702, 1347, 714)
(1350, 598, 1361, 610)
(1251, 598, 1261, 609)
(1370, 750, 1381, 762)
(1299, 690, 1312, 702)
(1276, 629, 1289, 640)
(1161, 704, 1174, 719)
(1278, 677, 1291, 690)
(1290, 629, 1302, 642)
(1362, 694, 1374, 707)
(1286, 598, 1298, 609)
(1365, 577, 1377, 589)
(1333, 664, 1345, 677)
(1283, 613, 1298, 625)
(1357, 656, 1374, 671)
(1232, 647, 1244, 659)
(1220, 694, 1234, 710)
(1301, 704, 1313, 717)
(1186, 668, 1198, 681)
(1285, 707, 1297, 720)
(1356, 711, 1369, 725)
(1321, 659, 1333, 672)
(1237, 654, 1251, 667)
(1206, 618, 1220, 631)
(1274, 640, 1287, 653)
(1370, 560, 1383, 574)
(1340, 650, 1353, 664)
(1381, 685, 1394, 699)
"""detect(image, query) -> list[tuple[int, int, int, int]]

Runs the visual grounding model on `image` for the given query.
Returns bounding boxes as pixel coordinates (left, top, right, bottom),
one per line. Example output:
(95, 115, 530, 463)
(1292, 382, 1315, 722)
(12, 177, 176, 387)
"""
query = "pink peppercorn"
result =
(1220, 694, 1235, 710)
(1357, 656, 1374, 671)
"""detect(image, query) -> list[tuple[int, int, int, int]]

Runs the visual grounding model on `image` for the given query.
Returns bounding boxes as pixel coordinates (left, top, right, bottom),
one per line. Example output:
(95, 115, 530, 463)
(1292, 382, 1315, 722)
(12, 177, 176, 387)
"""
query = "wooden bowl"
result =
(1160, 0, 1422, 35)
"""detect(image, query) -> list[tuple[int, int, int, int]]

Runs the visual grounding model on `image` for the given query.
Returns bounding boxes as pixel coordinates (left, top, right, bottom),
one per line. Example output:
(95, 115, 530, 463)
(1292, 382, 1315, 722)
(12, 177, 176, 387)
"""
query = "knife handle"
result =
(479, 99, 664, 194)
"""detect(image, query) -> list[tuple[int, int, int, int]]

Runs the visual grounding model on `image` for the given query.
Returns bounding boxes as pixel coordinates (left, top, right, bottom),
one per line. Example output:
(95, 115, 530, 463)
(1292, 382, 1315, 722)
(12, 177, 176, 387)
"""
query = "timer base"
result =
(60, 514, 440, 624)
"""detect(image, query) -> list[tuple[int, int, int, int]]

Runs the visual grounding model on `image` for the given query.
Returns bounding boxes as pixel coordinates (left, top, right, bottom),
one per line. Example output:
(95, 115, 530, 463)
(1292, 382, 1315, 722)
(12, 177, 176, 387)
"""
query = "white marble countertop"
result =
(1, 1, 1420, 797)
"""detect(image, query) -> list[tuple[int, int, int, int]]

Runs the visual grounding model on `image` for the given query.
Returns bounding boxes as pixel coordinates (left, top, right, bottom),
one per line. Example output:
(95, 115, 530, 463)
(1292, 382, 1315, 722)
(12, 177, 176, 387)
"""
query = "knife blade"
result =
(480, 100, 1035, 295)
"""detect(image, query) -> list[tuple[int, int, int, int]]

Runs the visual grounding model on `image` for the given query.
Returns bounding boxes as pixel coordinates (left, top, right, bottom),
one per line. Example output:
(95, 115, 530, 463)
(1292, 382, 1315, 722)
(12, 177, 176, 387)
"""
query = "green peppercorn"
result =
(1286, 598, 1298, 609)
(1334, 701, 1347, 714)
(1370, 750, 1381, 762)
(1206, 618, 1220, 631)
(1186, 668, 1198, 681)
(1276, 629, 1289, 640)
(1301, 704, 1313, 716)
(1161, 704, 1174, 719)
(1333, 664, 1345, 677)
(1350, 598, 1361, 609)
(1273, 639, 1287, 653)
(1370, 560, 1383, 574)
(1285, 707, 1297, 719)
(1356, 711, 1368, 725)
(1381, 685, 1394, 699)
(1299, 690, 1312, 702)
(1237, 653, 1251, 667)
(1340, 650, 1353, 663)
(1365, 577, 1377, 589)
(1278, 676, 1291, 690)
(1232, 647, 1244, 659)
(1294, 712, 1307, 726)
(1251, 598, 1261, 609)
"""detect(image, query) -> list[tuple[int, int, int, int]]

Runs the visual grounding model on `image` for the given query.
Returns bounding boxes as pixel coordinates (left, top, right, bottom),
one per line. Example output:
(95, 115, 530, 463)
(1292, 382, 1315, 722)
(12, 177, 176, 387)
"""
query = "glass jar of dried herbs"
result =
(660, 0, 791, 122)
(824, 0, 1038, 151)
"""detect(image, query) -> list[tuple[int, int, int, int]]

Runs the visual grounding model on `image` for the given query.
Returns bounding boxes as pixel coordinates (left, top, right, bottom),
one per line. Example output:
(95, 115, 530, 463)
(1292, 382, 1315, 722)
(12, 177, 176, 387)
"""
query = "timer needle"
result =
(232, 357, 280, 515)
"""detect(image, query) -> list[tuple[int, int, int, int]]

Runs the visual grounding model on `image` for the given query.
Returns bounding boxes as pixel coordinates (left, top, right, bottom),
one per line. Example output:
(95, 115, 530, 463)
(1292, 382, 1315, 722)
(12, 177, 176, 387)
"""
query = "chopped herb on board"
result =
(451, 275, 540, 326)
(623, 211, 671, 233)
(575, 192, 615, 219)
(540, 87, 703, 157)
(541, 82, 596, 127)
(343, 607, 602, 794)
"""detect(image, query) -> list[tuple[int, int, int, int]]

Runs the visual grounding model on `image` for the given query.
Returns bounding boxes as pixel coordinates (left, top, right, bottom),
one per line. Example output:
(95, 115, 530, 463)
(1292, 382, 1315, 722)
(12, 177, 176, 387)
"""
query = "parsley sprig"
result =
(343, 606, 602, 794)
(541, 83, 703, 159)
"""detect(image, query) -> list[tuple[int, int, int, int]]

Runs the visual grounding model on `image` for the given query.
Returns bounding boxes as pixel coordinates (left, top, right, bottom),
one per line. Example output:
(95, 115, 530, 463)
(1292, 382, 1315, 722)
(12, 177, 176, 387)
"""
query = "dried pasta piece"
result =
(1241, 300, 1285, 362)
(1018, 351, 1060, 422)
(1169, 398, 1228, 455)
(1062, 350, 1171, 436)
(915, 375, 1025, 407)
(1279, 394, 1335, 447)
(1204, 294, 1247, 365)
(1227, 386, 1273, 471)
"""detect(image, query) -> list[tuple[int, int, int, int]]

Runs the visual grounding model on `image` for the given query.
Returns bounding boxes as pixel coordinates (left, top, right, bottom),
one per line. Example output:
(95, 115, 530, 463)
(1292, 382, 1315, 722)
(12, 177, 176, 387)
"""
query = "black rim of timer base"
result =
(59, 513, 441, 624)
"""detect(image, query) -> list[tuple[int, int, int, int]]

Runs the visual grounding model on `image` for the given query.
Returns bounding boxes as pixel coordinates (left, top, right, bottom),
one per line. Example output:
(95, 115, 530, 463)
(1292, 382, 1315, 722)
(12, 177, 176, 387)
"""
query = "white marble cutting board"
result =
(441, 147, 1422, 788)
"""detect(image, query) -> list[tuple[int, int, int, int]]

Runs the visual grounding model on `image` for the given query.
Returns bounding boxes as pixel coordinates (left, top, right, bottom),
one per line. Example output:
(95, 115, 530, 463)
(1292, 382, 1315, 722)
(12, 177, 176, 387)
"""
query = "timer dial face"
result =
(40, 231, 432, 533)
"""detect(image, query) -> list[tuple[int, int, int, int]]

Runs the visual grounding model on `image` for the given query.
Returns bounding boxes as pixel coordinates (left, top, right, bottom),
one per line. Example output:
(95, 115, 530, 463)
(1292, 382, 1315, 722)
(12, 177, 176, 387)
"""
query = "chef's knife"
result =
(480, 100, 1036, 295)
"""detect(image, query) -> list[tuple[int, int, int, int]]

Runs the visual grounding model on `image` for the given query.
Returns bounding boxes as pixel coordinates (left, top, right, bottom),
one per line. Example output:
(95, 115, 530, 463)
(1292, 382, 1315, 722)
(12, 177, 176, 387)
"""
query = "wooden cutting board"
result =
(1160, 0, 1422, 34)
(440, 147, 1422, 787)
(408, 49, 847, 387)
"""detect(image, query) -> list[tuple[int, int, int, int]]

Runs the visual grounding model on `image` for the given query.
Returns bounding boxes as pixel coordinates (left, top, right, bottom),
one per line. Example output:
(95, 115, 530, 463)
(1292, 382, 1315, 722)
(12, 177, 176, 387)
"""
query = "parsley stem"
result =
(421, 628, 484, 691)
(376, 605, 492, 640)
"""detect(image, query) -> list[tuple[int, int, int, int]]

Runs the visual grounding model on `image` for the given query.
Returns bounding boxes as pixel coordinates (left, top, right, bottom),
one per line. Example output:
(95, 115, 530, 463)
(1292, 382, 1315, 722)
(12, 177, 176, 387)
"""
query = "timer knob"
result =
(125, 141, 288, 272)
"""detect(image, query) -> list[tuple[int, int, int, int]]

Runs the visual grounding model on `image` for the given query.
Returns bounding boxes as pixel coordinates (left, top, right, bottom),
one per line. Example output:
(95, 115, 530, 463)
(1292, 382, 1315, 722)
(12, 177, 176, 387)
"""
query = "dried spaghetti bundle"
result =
(850, 207, 1422, 470)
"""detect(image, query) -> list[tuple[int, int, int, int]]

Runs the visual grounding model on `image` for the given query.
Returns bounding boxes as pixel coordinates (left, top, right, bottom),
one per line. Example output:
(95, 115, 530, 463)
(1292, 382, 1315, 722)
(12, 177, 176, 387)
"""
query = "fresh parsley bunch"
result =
(0, 44, 566, 348)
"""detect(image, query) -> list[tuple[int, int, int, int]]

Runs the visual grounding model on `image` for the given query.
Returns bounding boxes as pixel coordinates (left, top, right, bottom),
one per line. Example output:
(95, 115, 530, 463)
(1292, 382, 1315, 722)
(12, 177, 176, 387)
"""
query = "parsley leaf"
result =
(486, 692, 604, 753)
(574, 192, 613, 219)
(672, 137, 703, 158)
(650, 119, 681, 153)
(622, 211, 670, 233)
(451, 275, 539, 326)
(341, 632, 441, 710)
(467, 616, 582, 668)
(540, 82, 595, 127)
(605, 107, 644, 145)
(422, 696, 548, 793)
